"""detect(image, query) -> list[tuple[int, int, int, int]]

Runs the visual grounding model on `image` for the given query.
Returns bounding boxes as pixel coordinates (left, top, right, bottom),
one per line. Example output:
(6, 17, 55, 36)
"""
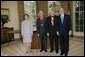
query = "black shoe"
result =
(45, 50, 47, 52)
(56, 51, 58, 53)
(40, 49, 43, 52)
(65, 53, 68, 56)
(50, 50, 54, 52)
(60, 52, 64, 55)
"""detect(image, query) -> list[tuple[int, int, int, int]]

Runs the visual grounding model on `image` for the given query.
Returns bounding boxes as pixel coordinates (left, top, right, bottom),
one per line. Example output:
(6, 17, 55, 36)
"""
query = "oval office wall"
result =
(1, 1, 84, 49)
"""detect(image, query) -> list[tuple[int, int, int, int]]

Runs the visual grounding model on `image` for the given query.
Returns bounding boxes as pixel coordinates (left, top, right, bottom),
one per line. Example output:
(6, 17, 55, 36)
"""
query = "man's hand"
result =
(56, 32, 59, 36)
(69, 30, 72, 35)
(47, 33, 49, 36)
(37, 33, 39, 37)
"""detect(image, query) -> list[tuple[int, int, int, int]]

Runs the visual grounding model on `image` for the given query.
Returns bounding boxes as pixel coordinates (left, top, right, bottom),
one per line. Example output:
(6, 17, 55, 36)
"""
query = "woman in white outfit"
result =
(21, 14, 33, 54)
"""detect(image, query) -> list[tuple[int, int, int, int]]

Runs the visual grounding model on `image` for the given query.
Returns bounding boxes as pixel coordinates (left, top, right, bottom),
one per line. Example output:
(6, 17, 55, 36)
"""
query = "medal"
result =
(41, 24, 43, 26)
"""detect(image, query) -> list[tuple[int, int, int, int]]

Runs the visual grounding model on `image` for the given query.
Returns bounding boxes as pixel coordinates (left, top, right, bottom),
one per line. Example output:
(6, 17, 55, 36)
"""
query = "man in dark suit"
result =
(57, 8, 72, 56)
(46, 10, 59, 53)
(37, 10, 47, 52)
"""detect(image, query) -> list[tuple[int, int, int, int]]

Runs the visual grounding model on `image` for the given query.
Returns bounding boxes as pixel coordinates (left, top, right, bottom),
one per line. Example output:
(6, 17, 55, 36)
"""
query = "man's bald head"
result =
(38, 10, 44, 17)
(49, 9, 54, 16)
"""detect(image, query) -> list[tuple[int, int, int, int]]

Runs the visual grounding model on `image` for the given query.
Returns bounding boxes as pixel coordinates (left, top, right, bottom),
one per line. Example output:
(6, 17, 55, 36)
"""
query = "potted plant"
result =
(1, 15, 10, 28)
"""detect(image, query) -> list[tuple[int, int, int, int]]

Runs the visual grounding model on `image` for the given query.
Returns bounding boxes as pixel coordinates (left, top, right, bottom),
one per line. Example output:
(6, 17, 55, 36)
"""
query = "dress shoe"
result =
(56, 51, 58, 53)
(45, 50, 47, 52)
(50, 50, 54, 52)
(40, 49, 43, 52)
(60, 52, 64, 55)
(65, 53, 68, 56)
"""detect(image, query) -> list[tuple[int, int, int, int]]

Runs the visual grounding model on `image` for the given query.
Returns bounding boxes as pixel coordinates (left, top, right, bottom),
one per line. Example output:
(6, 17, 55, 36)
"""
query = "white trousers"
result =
(23, 42, 31, 53)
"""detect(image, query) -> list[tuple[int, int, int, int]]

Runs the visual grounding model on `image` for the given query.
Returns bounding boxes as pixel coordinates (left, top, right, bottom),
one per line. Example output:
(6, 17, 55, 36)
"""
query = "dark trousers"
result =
(39, 33, 47, 50)
(49, 34, 59, 51)
(60, 35, 69, 54)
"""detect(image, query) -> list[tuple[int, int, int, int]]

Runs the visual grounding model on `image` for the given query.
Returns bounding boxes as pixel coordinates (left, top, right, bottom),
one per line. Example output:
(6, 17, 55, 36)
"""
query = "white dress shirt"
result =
(60, 14, 64, 24)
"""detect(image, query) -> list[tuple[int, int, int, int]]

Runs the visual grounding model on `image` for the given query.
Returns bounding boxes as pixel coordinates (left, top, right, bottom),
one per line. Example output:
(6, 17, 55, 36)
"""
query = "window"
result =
(75, 1, 84, 32)
(48, 1, 61, 16)
(24, 1, 36, 31)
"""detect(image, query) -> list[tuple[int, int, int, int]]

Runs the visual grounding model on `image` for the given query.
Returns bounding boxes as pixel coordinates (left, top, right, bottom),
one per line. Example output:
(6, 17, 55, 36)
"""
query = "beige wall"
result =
(1, 1, 20, 39)
(36, 1, 48, 17)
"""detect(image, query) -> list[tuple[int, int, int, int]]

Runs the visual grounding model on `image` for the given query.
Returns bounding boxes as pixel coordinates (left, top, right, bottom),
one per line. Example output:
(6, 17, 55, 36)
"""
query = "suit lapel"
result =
(49, 16, 51, 25)
(59, 15, 62, 24)
(63, 15, 65, 24)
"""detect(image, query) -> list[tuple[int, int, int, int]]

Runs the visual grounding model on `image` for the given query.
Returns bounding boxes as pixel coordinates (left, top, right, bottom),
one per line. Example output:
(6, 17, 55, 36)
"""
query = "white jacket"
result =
(21, 19, 33, 43)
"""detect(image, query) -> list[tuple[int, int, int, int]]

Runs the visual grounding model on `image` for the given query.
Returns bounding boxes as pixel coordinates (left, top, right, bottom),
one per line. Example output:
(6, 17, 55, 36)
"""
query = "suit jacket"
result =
(46, 15, 58, 35)
(57, 14, 71, 35)
(36, 17, 46, 35)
